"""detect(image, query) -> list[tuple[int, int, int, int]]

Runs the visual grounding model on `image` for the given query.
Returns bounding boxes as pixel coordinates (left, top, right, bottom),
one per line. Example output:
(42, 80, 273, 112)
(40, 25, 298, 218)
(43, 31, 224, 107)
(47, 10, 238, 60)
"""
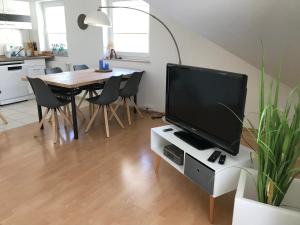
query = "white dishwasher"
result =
(0, 61, 29, 105)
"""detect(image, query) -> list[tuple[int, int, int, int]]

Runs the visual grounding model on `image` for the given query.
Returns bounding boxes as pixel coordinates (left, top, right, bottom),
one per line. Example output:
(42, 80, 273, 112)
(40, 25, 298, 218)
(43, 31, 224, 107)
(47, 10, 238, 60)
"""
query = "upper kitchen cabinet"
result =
(0, 0, 32, 29)
(2, 0, 31, 16)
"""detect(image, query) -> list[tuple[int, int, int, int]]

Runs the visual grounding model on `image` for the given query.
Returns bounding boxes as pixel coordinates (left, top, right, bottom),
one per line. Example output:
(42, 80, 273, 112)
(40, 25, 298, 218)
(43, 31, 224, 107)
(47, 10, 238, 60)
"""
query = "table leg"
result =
(71, 95, 78, 139)
(209, 195, 215, 224)
(133, 94, 137, 114)
(155, 155, 161, 176)
(89, 91, 93, 117)
(37, 104, 43, 129)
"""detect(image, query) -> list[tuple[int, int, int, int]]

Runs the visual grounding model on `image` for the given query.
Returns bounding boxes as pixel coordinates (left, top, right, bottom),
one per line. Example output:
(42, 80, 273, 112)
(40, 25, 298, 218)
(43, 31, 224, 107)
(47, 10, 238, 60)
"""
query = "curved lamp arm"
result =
(97, 6, 182, 65)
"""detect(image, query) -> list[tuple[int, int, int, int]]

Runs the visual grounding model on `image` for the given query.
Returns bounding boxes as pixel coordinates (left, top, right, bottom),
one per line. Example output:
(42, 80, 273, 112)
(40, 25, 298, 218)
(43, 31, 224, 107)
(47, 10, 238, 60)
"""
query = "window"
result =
(110, 0, 149, 58)
(43, 1, 68, 55)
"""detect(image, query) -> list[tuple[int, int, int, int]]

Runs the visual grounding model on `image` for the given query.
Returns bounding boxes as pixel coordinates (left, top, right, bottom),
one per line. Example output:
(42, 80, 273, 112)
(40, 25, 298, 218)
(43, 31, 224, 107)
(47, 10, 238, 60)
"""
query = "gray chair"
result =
(27, 77, 72, 144)
(44, 67, 63, 74)
(73, 64, 89, 71)
(110, 71, 144, 125)
(44, 66, 85, 120)
(73, 64, 105, 110)
(85, 76, 124, 137)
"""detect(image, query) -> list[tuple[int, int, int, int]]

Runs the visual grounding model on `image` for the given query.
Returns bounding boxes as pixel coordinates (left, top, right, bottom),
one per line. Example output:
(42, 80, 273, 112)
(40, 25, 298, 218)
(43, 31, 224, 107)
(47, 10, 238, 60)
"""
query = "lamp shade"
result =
(84, 10, 111, 27)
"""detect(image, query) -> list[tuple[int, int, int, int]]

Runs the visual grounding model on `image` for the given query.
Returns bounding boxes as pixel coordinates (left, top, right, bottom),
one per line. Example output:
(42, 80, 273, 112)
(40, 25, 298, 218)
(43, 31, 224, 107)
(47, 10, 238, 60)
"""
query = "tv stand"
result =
(174, 131, 214, 150)
(151, 125, 252, 224)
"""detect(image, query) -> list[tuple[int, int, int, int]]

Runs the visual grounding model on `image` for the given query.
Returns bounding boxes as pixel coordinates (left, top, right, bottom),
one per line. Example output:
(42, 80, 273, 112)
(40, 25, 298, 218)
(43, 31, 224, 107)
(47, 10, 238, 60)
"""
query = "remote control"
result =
(218, 154, 226, 165)
(163, 128, 173, 132)
(208, 151, 221, 162)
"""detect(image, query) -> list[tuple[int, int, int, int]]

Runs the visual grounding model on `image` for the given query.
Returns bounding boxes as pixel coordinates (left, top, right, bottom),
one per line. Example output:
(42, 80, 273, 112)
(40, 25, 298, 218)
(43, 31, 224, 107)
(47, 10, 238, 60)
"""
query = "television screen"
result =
(165, 64, 248, 155)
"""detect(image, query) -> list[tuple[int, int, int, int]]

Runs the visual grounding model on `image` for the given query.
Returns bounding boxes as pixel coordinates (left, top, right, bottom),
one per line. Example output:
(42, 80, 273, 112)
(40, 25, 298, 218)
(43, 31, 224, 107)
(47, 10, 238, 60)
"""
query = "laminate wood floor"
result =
(0, 109, 237, 225)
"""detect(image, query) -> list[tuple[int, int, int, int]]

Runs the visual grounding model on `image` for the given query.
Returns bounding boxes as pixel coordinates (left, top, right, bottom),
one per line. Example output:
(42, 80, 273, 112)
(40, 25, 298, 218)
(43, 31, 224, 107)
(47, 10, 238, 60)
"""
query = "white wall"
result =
(30, 0, 103, 70)
(63, 0, 103, 68)
(0, 29, 30, 55)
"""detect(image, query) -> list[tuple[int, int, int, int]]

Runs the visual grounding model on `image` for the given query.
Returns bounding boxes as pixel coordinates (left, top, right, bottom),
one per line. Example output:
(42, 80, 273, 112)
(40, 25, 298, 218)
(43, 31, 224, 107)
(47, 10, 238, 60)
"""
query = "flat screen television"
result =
(165, 63, 248, 156)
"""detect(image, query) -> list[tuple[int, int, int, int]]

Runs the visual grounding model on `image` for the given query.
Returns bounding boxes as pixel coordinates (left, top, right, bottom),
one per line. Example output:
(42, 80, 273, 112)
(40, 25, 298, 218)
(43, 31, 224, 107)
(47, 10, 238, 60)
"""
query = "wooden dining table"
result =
(23, 67, 143, 139)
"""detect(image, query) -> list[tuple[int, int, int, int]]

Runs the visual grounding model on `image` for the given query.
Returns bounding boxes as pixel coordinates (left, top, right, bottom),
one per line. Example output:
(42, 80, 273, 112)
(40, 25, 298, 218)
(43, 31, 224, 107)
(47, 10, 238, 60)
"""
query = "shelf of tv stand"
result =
(150, 124, 253, 224)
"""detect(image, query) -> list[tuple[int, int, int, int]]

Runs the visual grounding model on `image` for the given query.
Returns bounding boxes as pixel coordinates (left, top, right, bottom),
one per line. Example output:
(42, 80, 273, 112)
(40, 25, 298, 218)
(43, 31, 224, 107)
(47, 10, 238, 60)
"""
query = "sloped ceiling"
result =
(146, 0, 300, 87)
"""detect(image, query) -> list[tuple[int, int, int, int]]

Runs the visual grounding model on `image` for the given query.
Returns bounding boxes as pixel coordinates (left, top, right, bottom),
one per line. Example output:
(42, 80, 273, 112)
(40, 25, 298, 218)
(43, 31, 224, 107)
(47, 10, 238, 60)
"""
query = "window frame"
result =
(41, 0, 68, 56)
(107, 0, 150, 60)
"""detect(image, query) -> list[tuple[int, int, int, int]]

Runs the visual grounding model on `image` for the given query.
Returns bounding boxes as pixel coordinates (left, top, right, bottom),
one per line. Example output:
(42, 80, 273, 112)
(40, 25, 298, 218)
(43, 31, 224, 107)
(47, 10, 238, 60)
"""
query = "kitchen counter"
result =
(0, 55, 54, 62)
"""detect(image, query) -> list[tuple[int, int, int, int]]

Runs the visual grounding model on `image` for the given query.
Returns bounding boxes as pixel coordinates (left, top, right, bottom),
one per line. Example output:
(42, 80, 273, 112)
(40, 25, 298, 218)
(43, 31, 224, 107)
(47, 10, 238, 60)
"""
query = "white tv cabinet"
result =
(151, 125, 253, 224)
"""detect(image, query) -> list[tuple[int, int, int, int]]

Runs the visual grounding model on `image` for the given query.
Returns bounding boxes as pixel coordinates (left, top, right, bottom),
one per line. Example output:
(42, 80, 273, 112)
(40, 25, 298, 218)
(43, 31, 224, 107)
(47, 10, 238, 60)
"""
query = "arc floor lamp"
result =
(77, 6, 182, 64)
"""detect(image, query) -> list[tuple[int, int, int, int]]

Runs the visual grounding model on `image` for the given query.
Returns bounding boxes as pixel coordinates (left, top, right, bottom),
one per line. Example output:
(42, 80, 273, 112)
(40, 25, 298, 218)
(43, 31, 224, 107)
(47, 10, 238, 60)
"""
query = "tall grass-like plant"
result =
(251, 57, 300, 206)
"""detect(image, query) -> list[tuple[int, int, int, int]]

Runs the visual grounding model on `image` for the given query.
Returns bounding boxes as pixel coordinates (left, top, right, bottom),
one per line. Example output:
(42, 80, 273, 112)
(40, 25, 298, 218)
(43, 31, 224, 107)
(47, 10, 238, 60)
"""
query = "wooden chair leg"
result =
(129, 97, 144, 118)
(66, 104, 71, 118)
(58, 107, 72, 127)
(77, 90, 88, 108)
(85, 106, 100, 132)
(76, 106, 86, 121)
(125, 98, 131, 125)
(0, 112, 7, 124)
(38, 108, 49, 129)
(109, 98, 122, 120)
(103, 105, 110, 138)
(109, 104, 124, 128)
(51, 109, 57, 144)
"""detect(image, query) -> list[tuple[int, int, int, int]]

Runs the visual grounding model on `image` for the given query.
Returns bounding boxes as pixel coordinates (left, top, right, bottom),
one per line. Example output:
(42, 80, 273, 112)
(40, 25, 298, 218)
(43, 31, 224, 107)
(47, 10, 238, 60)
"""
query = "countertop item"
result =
(0, 55, 54, 62)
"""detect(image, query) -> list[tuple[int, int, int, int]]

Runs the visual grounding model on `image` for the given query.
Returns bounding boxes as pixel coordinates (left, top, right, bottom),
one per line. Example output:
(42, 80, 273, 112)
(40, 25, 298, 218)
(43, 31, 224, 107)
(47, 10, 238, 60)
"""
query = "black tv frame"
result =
(165, 63, 248, 156)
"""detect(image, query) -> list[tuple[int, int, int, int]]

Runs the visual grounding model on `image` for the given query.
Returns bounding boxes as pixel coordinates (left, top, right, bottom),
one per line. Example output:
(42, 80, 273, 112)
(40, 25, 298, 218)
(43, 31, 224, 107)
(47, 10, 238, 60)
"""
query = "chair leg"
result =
(38, 108, 49, 129)
(85, 105, 101, 132)
(77, 90, 88, 108)
(58, 107, 72, 127)
(76, 106, 86, 121)
(0, 112, 7, 124)
(125, 98, 131, 125)
(109, 98, 122, 120)
(129, 97, 144, 118)
(51, 109, 58, 144)
(109, 104, 124, 128)
(103, 105, 110, 138)
(66, 104, 71, 118)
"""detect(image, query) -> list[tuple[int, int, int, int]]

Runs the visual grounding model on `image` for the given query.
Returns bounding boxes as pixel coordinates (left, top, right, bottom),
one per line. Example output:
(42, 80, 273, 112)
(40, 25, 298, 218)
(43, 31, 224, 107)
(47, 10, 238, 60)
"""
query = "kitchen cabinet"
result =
(25, 59, 46, 95)
(2, 0, 31, 16)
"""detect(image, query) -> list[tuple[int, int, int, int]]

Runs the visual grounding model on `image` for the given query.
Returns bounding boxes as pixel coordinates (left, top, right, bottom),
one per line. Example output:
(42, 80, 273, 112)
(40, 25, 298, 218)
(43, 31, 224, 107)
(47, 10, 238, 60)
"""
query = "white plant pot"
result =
(232, 169, 300, 225)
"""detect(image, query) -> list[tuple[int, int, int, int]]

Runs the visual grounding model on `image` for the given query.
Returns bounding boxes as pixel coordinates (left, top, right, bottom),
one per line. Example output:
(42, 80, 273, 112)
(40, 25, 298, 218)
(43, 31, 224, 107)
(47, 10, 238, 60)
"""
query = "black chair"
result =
(73, 64, 89, 71)
(44, 67, 63, 74)
(110, 71, 144, 125)
(73, 64, 105, 110)
(85, 76, 124, 137)
(27, 77, 72, 144)
(44, 67, 85, 120)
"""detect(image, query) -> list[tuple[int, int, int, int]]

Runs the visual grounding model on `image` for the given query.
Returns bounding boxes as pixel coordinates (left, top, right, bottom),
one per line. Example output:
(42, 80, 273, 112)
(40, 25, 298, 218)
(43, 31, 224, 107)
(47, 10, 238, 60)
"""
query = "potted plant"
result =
(232, 57, 300, 225)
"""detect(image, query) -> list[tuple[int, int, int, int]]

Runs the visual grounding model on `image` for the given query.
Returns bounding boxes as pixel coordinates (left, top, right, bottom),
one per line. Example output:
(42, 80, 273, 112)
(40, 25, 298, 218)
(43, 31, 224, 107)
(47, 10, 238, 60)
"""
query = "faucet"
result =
(15, 48, 25, 57)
